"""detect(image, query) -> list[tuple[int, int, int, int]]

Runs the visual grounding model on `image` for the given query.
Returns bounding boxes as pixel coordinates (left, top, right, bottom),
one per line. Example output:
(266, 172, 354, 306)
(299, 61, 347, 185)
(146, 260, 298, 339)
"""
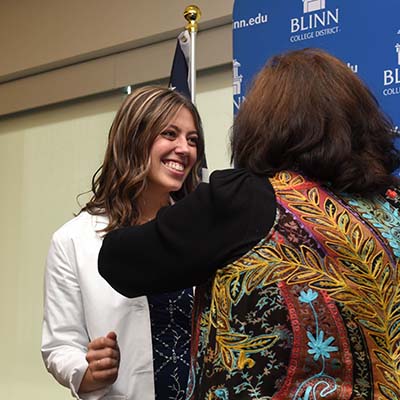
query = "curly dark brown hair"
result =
(231, 48, 399, 194)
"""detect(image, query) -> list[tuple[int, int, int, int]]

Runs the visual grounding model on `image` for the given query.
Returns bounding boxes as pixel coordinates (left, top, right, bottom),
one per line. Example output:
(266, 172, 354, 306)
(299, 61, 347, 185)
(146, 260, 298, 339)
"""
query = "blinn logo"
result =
(382, 44, 400, 96)
(233, 60, 243, 96)
(303, 0, 326, 14)
(233, 59, 245, 111)
(291, 0, 339, 34)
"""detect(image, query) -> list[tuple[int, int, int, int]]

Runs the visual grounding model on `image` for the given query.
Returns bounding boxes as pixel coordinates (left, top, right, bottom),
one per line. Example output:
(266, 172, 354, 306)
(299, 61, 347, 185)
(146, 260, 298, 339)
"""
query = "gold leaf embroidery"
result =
(204, 172, 400, 397)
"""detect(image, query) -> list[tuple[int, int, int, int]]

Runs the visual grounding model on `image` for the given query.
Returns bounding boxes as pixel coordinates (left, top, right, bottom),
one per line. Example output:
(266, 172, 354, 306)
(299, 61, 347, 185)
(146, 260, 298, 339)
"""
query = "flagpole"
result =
(184, 5, 201, 104)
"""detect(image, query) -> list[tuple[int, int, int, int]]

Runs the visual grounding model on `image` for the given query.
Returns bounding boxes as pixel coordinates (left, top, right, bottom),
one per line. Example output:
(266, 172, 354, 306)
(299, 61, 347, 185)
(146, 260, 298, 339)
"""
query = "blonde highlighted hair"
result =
(82, 85, 204, 231)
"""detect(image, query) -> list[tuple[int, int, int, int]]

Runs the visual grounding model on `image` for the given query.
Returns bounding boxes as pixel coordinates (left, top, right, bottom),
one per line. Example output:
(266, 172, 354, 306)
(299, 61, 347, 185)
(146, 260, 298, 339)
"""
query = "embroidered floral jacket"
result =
(187, 171, 400, 400)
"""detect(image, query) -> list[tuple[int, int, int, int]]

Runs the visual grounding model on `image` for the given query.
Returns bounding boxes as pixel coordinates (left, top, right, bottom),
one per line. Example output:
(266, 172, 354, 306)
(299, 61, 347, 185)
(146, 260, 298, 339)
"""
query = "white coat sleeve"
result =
(41, 230, 109, 400)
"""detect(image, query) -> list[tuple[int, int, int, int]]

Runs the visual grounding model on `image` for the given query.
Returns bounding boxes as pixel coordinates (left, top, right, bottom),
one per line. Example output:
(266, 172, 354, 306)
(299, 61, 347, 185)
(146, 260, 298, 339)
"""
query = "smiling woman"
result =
(85, 86, 204, 230)
(145, 107, 199, 220)
(41, 85, 205, 400)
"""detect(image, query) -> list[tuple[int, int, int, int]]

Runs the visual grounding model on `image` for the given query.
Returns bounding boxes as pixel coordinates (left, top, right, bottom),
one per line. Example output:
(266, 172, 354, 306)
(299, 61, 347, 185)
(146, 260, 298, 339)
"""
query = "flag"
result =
(169, 31, 191, 99)
(169, 30, 209, 182)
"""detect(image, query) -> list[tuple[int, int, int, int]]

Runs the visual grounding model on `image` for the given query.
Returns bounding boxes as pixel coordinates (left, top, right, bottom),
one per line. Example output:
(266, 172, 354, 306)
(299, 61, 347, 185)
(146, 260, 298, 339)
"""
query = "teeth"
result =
(164, 161, 184, 171)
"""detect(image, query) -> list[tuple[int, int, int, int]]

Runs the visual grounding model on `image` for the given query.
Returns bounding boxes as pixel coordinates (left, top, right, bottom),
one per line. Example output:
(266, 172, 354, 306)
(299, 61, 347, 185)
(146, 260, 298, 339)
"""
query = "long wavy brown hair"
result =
(232, 48, 400, 194)
(81, 86, 204, 232)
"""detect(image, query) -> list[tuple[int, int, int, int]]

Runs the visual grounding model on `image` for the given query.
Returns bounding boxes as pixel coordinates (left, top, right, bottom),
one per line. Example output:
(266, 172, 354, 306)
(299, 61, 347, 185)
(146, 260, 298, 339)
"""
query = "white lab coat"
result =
(41, 212, 155, 400)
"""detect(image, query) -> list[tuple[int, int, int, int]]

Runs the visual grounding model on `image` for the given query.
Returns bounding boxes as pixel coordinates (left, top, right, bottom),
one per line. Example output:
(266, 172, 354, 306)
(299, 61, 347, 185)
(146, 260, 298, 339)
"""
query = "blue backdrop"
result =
(233, 0, 400, 176)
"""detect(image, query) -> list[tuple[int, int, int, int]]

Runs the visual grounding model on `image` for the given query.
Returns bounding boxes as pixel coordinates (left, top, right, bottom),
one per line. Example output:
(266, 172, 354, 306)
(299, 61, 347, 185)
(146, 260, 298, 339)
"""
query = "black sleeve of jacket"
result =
(98, 169, 276, 297)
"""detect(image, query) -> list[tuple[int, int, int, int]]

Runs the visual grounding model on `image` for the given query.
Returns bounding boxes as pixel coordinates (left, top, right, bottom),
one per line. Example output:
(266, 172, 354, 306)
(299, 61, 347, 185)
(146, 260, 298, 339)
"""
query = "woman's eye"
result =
(161, 131, 176, 139)
(188, 136, 199, 146)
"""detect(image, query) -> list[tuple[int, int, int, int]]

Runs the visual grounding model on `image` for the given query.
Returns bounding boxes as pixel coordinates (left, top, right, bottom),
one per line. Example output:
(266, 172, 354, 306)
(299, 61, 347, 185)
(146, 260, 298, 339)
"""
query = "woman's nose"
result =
(174, 136, 190, 154)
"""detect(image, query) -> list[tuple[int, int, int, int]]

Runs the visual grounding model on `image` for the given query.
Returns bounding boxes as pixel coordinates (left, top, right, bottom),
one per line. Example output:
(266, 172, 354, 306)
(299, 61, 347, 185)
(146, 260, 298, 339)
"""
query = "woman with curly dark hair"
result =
(99, 49, 400, 399)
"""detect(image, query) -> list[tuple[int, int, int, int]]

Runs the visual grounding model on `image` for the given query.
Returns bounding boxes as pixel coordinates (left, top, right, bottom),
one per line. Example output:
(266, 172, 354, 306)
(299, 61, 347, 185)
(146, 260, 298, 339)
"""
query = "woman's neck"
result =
(137, 190, 170, 224)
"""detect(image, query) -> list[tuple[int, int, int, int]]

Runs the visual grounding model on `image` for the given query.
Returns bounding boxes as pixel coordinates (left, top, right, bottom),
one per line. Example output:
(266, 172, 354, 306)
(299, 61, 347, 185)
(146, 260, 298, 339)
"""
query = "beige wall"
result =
(0, 0, 232, 80)
(0, 66, 233, 399)
(0, 0, 233, 116)
(0, 93, 120, 399)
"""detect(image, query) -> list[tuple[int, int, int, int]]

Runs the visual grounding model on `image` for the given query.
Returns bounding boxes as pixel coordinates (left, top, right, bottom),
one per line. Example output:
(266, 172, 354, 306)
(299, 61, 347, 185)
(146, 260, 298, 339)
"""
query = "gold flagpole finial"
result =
(184, 5, 201, 33)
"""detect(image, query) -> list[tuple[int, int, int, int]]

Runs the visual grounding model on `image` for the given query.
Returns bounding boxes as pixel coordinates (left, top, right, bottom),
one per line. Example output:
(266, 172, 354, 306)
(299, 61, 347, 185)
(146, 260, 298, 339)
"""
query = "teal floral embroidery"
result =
(233, 371, 265, 399)
(299, 289, 318, 304)
(214, 388, 228, 399)
(347, 197, 400, 257)
(307, 330, 338, 361)
(381, 226, 400, 257)
(294, 289, 338, 399)
(298, 387, 312, 400)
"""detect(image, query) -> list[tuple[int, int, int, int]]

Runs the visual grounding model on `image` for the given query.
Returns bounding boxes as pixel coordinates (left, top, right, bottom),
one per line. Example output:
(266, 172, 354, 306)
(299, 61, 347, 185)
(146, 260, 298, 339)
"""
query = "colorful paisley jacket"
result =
(187, 171, 400, 400)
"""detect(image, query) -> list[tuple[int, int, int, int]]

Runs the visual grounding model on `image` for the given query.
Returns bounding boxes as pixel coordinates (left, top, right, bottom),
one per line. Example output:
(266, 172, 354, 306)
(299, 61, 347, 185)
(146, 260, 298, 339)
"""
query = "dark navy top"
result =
(147, 288, 193, 399)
